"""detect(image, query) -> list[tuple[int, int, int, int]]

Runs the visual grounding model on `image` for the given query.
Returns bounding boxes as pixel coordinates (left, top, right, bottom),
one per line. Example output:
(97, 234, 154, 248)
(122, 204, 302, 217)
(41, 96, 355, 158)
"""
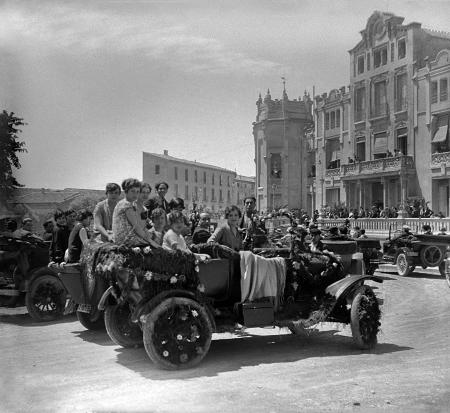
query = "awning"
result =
(432, 125, 448, 143)
(373, 135, 388, 153)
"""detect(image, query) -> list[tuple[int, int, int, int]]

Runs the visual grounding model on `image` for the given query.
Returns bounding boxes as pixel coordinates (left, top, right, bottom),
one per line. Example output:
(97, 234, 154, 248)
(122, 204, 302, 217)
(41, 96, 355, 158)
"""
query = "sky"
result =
(1, 0, 450, 190)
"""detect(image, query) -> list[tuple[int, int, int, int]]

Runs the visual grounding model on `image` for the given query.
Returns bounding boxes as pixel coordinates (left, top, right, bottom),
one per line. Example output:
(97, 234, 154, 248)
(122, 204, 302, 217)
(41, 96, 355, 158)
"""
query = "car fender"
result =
(27, 266, 61, 290)
(325, 274, 384, 302)
(97, 286, 117, 310)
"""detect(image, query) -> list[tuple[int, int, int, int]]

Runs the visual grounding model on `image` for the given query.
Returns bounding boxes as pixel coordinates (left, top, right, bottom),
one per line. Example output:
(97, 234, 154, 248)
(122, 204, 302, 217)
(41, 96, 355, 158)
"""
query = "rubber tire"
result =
(104, 303, 143, 348)
(396, 253, 413, 277)
(420, 245, 444, 268)
(77, 308, 105, 330)
(445, 261, 450, 288)
(143, 297, 212, 370)
(439, 261, 446, 278)
(26, 274, 66, 322)
(350, 286, 380, 349)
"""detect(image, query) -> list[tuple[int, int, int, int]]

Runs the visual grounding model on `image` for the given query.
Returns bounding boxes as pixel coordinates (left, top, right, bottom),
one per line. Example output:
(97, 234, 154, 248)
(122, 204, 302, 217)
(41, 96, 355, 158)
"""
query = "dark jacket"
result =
(50, 225, 70, 263)
(144, 196, 170, 214)
(192, 227, 211, 244)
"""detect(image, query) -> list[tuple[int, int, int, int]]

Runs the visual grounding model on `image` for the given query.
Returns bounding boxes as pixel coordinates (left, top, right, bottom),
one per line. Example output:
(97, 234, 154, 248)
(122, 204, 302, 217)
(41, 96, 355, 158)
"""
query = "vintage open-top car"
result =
(382, 233, 450, 277)
(56, 239, 385, 370)
(0, 235, 67, 321)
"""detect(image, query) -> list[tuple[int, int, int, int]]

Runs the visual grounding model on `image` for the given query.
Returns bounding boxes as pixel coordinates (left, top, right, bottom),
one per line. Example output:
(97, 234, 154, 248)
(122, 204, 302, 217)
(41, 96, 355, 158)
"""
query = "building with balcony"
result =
(253, 87, 314, 213)
(314, 11, 450, 214)
(142, 150, 237, 213)
(416, 48, 450, 215)
(314, 87, 351, 209)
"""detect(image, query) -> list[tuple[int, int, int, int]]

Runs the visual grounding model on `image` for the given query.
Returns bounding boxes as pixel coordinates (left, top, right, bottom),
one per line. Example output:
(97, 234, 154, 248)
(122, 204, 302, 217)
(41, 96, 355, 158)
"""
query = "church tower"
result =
(252, 84, 314, 213)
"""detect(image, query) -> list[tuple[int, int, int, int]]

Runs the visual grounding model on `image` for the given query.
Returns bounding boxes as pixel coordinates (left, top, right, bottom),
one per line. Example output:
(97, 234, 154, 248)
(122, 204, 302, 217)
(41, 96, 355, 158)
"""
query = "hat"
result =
(402, 225, 410, 231)
(329, 226, 339, 234)
(310, 228, 321, 235)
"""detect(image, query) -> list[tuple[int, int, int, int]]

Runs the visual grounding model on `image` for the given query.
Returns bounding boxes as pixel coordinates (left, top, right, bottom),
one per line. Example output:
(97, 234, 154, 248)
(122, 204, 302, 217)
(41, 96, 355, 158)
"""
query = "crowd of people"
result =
(321, 200, 444, 219)
(3, 179, 274, 269)
(4, 178, 450, 273)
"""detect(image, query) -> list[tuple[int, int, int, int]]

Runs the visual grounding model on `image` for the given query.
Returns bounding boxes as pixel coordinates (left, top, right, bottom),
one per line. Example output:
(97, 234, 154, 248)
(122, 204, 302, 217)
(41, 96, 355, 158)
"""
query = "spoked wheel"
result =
(26, 274, 66, 322)
(77, 307, 105, 330)
(396, 253, 414, 277)
(104, 302, 143, 348)
(350, 286, 381, 349)
(420, 246, 444, 268)
(143, 297, 212, 370)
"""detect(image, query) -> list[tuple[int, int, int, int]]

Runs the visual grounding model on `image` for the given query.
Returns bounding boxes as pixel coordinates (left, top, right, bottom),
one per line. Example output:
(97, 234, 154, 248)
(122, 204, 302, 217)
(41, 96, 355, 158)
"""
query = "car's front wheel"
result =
(143, 297, 212, 370)
(396, 252, 414, 277)
(350, 286, 380, 349)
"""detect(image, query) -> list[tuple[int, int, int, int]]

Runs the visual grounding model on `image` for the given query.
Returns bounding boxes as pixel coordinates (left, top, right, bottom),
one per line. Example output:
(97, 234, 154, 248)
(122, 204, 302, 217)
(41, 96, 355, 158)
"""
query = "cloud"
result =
(0, 2, 283, 75)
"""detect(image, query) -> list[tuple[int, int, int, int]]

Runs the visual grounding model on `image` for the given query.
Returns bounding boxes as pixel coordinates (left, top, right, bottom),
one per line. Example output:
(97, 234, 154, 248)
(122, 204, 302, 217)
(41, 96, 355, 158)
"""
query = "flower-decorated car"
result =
(56, 236, 385, 370)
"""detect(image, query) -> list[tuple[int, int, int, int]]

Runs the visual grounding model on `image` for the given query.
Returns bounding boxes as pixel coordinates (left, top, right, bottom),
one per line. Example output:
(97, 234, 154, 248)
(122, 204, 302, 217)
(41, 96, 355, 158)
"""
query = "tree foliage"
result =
(0, 111, 27, 198)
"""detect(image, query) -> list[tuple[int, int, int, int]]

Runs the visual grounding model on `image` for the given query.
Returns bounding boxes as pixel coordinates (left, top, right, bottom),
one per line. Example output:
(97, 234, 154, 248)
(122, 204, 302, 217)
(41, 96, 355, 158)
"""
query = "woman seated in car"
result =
(207, 205, 243, 251)
(67, 209, 93, 263)
(112, 178, 160, 248)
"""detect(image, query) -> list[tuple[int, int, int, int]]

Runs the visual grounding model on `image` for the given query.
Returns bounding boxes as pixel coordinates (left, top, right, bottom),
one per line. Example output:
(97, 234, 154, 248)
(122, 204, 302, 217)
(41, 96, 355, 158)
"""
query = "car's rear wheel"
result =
(350, 286, 380, 349)
(104, 302, 142, 348)
(143, 297, 212, 370)
(396, 253, 414, 277)
(420, 245, 444, 268)
(26, 273, 66, 322)
(445, 262, 450, 288)
(77, 307, 105, 330)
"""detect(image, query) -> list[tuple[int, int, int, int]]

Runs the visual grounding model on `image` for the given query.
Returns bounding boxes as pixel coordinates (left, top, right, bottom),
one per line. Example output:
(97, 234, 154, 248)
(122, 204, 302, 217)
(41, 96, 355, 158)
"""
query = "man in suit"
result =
(145, 181, 170, 214)
(239, 196, 267, 249)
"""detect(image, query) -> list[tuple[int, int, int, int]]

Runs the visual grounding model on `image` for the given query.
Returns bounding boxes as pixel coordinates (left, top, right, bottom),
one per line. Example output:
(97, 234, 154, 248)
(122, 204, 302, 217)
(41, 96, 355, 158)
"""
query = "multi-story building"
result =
(416, 48, 450, 215)
(253, 88, 314, 213)
(314, 87, 351, 209)
(235, 175, 256, 206)
(314, 11, 450, 215)
(142, 150, 237, 212)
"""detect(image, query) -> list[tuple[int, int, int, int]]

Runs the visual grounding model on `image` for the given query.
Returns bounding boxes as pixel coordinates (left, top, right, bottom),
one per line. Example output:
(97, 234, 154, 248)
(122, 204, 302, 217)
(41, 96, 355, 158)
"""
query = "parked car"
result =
(0, 235, 67, 321)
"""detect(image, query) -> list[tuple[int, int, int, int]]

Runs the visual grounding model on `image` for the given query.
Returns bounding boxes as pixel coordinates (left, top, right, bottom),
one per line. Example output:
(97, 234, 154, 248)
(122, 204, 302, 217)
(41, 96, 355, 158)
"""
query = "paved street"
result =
(1, 269, 449, 413)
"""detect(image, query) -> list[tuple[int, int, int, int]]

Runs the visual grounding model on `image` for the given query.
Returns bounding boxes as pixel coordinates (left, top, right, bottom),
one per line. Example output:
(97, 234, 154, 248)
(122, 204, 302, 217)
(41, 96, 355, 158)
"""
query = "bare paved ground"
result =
(1, 270, 449, 413)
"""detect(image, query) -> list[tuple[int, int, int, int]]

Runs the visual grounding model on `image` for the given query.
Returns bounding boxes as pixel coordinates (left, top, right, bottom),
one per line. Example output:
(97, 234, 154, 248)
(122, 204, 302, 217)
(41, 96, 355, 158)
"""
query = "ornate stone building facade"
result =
(416, 49, 450, 215)
(253, 88, 314, 213)
(314, 11, 450, 215)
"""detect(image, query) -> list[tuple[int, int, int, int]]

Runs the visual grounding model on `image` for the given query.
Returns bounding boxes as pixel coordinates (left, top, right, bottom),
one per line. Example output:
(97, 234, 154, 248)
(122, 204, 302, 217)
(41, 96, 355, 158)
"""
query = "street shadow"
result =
(114, 328, 412, 380)
(72, 328, 116, 346)
(0, 312, 77, 327)
(407, 272, 445, 280)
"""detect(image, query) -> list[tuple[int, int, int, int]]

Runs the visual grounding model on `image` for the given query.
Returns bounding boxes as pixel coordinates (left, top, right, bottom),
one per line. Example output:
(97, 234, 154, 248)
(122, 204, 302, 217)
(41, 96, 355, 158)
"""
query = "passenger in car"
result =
(67, 209, 93, 263)
(149, 207, 166, 246)
(309, 228, 324, 253)
(207, 205, 243, 251)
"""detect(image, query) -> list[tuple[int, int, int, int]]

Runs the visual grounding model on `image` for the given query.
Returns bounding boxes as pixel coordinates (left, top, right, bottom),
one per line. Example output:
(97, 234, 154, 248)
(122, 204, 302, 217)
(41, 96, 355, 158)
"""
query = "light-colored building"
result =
(314, 87, 351, 209)
(417, 48, 450, 215)
(235, 174, 256, 206)
(314, 11, 450, 215)
(253, 88, 314, 213)
(142, 150, 237, 212)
